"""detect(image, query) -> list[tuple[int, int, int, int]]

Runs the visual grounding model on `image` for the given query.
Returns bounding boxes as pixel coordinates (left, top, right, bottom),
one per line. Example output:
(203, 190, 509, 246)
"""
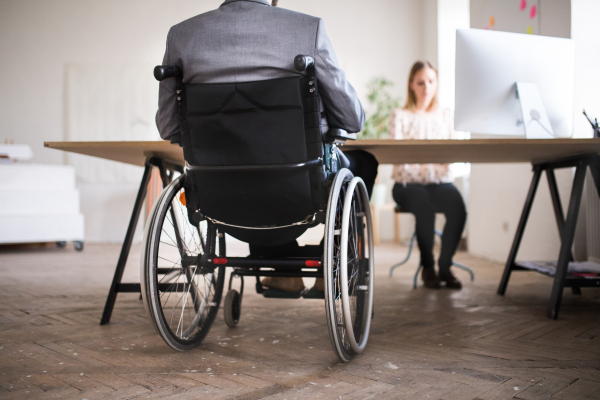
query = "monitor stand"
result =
(516, 82, 555, 139)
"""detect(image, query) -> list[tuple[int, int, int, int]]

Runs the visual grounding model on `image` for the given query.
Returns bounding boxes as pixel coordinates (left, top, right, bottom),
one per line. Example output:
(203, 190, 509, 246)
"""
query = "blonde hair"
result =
(404, 60, 438, 112)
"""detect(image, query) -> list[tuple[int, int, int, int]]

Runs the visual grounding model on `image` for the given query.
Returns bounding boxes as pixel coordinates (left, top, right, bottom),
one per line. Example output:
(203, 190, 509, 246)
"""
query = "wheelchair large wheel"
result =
(141, 174, 226, 351)
(324, 168, 374, 362)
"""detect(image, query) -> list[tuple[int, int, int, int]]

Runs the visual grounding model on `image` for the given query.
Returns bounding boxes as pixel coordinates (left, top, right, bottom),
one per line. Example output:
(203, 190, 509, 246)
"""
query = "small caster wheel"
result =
(56, 241, 67, 248)
(74, 241, 84, 251)
(224, 289, 241, 328)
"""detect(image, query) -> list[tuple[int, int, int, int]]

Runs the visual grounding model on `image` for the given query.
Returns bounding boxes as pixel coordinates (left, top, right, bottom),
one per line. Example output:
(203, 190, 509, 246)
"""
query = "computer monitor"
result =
(455, 29, 575, 138)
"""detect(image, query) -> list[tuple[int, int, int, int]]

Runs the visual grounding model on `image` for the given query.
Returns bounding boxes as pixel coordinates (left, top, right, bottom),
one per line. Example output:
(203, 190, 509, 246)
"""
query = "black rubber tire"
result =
(324, 168, 374, 362)
(324, 168, 355, 362)
(141, 174, 225, 352)
(74, 241, 84, 251)
(223, 289, 241, 328)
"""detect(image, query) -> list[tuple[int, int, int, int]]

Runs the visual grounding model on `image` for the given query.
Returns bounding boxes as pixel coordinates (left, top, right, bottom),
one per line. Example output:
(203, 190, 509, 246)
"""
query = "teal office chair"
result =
(389, 206, 474, 288)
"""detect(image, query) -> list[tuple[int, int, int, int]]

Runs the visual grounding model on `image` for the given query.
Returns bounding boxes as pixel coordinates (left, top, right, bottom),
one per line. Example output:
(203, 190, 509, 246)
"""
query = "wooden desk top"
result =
(44, 138, 600, 167)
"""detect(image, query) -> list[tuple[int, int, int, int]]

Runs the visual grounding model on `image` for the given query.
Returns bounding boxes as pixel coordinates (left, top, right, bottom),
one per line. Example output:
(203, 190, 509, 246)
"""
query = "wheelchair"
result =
(141, 56, 374, 362)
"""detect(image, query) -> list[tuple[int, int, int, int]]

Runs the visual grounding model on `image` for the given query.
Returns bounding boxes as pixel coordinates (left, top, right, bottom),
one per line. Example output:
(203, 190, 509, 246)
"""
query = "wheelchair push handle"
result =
(294, 55, 315, 72)
(154, 65, 181, 81)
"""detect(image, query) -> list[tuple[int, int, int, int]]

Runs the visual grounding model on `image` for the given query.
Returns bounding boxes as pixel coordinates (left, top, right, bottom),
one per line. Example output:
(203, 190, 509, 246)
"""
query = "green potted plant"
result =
(358, 77, 400, 140)
(359, 78, 400, 207)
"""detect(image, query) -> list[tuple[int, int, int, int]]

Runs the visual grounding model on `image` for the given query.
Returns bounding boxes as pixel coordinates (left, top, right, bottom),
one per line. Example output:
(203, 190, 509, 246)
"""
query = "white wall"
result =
(467, 0, 591, 263)
(0, 0, 427, 242)
(437, 0, 470, 110)
(285, 0, 424, 106)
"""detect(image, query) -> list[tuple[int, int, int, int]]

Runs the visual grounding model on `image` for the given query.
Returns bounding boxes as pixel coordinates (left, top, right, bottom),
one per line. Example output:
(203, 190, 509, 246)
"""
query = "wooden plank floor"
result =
(0, 241, 599, 399)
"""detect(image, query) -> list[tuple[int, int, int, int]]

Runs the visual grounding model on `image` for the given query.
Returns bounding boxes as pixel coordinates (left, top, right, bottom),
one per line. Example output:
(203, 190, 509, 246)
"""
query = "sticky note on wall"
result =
(520, 0, 527, 11)
(530, 5, 537, 19)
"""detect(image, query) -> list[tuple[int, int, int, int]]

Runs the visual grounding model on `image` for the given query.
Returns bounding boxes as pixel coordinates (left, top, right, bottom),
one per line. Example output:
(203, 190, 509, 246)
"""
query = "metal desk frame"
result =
(100, 156, 183, 325)
(497, 153, 600, 319)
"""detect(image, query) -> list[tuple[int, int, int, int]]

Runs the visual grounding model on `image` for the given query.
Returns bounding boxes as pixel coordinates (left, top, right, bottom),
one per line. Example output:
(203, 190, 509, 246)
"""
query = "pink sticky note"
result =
(520, 0, 527, 11)
(530, 5, 537, 19)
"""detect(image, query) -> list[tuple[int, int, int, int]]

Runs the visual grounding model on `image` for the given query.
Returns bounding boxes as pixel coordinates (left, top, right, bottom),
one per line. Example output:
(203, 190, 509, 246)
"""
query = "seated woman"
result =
(389, 61, 467, 289)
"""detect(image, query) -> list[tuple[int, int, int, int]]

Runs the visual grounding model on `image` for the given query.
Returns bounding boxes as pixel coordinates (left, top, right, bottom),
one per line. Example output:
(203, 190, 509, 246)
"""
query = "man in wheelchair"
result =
(143, 0, 377, 362)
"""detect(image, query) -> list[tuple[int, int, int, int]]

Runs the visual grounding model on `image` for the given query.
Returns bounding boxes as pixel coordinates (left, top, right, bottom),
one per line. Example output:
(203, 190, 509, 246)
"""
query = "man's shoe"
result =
(439, 270, 462, 289)
(261, 277, 305, 292)
(421, 267, 441, 289)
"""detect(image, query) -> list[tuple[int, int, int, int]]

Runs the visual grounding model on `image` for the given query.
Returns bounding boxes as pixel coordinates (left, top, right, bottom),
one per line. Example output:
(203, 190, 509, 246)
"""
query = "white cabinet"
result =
(0, 164, 84, 245)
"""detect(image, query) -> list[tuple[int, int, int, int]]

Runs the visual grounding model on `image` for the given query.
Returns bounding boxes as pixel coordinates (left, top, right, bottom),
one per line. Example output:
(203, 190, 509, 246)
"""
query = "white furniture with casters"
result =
(0, 146, 84, 249)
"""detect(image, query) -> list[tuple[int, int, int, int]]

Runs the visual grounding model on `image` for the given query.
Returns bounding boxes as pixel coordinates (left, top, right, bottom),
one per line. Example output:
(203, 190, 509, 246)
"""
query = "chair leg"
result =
(371, 205, 380, 246)
(452, 261, 475, 281)
(413, 264, 422, 289)
(389, 232, 417, 276)
(394, 211, 402, 244)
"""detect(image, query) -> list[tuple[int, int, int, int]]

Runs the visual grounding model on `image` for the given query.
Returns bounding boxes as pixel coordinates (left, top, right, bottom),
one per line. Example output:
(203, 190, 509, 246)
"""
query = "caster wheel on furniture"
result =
(74, 241, 84, 251)
(224, 289, 241, 328)
(56, 241, 67, 248)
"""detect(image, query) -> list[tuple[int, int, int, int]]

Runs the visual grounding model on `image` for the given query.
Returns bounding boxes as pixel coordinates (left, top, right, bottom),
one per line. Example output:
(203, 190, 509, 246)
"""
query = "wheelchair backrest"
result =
(179, 74, 327, 245)
(185, 77, 319, 166)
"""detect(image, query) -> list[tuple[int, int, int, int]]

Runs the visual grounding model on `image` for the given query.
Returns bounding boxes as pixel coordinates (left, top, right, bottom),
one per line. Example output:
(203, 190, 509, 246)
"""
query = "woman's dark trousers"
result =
(392, 183, 466, 273)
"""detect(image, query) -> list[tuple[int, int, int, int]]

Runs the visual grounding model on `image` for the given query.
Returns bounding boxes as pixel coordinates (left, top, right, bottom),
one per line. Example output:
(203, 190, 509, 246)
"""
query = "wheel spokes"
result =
(155, 185, 220, 342)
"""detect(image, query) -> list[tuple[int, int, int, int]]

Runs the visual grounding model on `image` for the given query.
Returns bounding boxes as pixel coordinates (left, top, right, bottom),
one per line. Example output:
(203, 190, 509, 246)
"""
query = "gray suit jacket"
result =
(156, 0, 365, 140)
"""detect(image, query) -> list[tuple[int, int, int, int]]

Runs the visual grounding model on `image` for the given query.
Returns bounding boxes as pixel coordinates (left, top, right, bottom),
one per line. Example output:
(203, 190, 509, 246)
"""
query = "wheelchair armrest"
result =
(154, 65, 181, 81)
(169, 133, 183, 147)
(323, 128, 357, 144)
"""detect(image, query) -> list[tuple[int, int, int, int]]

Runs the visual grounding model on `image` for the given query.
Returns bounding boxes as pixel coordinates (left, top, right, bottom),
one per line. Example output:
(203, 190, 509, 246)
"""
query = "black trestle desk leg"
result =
(575, 156, 600, 296)
(546, 169, 577, 295)
(590, 156, 600, 199)
(100, 160, 154, 325)
(548, 162, 587, 319)
(546, 169, 569, 251)
(156, 160, 171, 188)
(498, 166, 542, 295)
(157, 160, 185, 255)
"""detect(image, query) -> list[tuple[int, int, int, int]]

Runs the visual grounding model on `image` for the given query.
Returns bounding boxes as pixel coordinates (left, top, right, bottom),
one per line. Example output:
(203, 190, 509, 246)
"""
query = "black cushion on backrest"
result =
(183, 77, 318, 246)
(186, 77, 307, 166)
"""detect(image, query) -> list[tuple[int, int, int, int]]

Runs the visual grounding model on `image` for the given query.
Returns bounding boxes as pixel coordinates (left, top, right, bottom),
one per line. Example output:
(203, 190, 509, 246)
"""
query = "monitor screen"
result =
(455, 29, 574, 138)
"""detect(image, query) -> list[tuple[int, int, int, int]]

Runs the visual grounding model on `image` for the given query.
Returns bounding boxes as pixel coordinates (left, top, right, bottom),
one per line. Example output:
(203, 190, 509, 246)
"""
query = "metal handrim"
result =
(324, 168, 355, 361)
(339, 177, 374, 354)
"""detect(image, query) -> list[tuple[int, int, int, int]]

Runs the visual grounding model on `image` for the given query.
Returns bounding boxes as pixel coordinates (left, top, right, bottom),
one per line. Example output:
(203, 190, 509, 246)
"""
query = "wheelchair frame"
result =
(140, 56, 374, 362)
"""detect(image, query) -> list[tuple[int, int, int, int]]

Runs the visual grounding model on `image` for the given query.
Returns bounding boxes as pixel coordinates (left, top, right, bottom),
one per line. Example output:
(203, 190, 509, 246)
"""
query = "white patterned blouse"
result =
(388, 107, 460, 186)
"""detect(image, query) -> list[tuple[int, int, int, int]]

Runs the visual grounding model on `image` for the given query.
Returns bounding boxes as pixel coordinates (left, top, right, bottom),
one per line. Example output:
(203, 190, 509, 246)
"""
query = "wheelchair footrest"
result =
(262, 288, 306, 299)
(302, 287, 325, 299)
